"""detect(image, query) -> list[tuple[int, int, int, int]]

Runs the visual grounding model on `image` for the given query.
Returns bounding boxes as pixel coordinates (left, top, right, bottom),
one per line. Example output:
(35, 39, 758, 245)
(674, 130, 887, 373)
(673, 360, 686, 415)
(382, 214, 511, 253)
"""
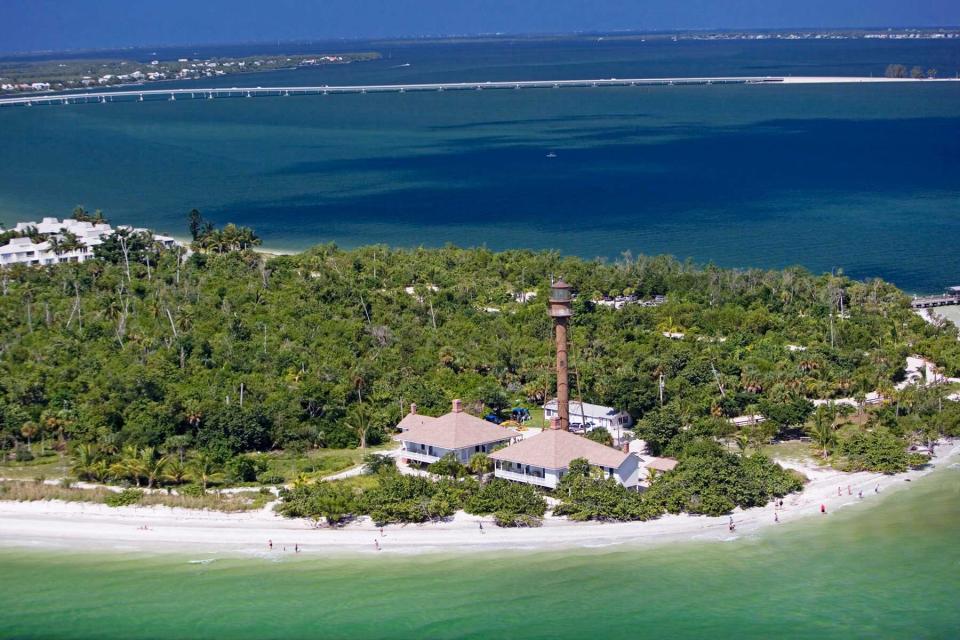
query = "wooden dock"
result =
(911, 295, 960, 309)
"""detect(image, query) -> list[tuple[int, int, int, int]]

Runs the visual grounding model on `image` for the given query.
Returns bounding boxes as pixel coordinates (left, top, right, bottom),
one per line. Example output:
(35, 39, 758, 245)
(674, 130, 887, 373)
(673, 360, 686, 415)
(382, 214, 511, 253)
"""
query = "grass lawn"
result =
(0, 446, 69, 480)
(262, 442, 398, 483)
(760, 440, 818, 464)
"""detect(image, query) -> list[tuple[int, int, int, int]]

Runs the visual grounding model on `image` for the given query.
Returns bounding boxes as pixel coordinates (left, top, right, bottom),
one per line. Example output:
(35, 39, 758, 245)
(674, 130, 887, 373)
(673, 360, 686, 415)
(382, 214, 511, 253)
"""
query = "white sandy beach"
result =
(0, 441, 956, 557)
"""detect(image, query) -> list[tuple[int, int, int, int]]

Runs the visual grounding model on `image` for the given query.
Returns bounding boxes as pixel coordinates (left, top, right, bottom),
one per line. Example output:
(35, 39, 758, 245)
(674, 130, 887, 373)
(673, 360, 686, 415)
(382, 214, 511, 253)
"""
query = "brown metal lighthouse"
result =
(548, 279, 573, 431)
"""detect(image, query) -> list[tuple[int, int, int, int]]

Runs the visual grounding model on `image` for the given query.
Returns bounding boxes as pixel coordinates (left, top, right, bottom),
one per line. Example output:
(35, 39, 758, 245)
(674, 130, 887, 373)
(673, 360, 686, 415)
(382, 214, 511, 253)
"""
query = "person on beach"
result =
(295, 543, 299, 553)
(847, 485, 851, 495)
(268, 539, 273, 550)
(820, 504, 826, 514)
(779, 499, 784, 509)
(380, 527, 384, 537)
(838, 486, 842, 496)
(775, 512, 779, 523)
(858, 490, 863, 499)
(479, 521, 484, 533)
(374, 540, 380, 551)
(875, 484, 880, 493)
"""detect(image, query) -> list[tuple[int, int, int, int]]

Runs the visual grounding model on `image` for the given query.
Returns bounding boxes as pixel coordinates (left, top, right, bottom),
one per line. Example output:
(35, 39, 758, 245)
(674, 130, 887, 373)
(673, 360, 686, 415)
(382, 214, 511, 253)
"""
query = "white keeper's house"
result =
(543, 398, 632, 430)
(490, 421, 642, 490)
(394, 400, 519, 465)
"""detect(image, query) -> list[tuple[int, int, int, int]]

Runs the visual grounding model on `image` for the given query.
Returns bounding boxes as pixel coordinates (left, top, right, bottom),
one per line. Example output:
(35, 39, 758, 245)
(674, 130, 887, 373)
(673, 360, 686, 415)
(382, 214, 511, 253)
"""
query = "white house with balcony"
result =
(543, 399, 632, 431)
(394, 399, 519, 465)
(0, 236, 94, 267)
(1, 217, 180, 268)
(490, 424, 642, 490)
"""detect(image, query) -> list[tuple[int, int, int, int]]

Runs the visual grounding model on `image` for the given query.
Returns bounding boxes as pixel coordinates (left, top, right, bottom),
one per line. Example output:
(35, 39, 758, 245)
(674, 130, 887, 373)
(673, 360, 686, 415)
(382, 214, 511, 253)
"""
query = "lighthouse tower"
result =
(548, 279, 573, 431)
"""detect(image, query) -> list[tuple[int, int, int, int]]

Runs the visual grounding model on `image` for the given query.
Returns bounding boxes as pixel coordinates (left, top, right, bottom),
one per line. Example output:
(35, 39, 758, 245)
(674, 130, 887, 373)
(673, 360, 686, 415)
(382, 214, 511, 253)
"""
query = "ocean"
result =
(1, 37, 959, 291)
(0, 462, 958, 639)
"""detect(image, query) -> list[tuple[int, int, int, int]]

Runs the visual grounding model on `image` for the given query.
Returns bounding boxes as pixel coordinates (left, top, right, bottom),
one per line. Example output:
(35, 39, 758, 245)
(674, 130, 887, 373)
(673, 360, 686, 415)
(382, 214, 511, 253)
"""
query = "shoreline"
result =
(1, 441, 956, 558)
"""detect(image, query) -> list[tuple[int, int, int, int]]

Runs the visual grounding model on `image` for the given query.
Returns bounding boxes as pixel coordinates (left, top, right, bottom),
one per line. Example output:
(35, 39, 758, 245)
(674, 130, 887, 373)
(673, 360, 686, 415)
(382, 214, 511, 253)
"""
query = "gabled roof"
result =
(396, 409, 518, 450)
(490, 428, 630, 470)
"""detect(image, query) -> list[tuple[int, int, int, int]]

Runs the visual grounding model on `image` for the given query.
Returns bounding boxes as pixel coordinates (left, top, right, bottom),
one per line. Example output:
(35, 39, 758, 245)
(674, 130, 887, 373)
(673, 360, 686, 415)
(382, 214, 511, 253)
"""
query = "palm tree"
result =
(58, 231, 83, 254)
(110, 445, 147, 486)
(140, 447, 169, 489)
(189, 453, 221, 492)
(468, 452, 492, 481)
(345, 404, 369, 449)
(734, 431, 751, 456)
(20, 422, 38, 448)
(806, 406, 837, 459)
(163, 459, 189, 486)
(72, 443, 102, 481)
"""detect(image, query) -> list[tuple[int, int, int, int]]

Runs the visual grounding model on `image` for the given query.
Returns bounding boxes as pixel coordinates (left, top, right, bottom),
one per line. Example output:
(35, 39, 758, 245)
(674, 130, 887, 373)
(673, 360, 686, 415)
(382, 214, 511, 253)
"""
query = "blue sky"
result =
(1, 0, 958, 53)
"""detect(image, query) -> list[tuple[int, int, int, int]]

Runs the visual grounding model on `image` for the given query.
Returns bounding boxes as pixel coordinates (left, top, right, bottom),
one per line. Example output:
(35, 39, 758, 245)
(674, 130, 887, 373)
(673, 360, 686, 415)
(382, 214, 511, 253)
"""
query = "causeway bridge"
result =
(0, 76, 786, 107)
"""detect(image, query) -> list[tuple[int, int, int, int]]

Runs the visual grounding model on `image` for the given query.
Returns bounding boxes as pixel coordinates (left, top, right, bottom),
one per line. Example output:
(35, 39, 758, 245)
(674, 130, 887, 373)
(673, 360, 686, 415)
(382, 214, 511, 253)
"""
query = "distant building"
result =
(1, 217, 179, 268)
(394, 399, 519, 466)
(543, 399, 632, 431)
(729, 414, 767, 428)
(490, 422, 641, 489)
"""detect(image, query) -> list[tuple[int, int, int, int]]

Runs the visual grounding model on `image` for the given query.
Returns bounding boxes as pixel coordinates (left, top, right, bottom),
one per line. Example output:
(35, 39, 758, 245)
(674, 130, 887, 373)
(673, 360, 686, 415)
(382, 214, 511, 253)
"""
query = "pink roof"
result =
(396, 412, 437, 432)
(644, 457, 679, 472)
(490, 429, 630, 470)
(395, 407, 518, 450)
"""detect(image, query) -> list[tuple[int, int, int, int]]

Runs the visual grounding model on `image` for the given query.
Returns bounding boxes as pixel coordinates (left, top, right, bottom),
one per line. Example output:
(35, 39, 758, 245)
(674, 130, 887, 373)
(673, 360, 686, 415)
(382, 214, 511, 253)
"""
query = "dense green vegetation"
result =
(277, 467, 547, 527)
(551, 448, 803, 520)
(2, 218, 959, 512)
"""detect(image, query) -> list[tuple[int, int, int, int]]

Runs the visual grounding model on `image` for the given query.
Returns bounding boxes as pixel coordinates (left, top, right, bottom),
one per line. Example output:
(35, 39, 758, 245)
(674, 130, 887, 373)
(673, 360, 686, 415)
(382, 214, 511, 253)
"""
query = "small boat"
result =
(546, 152, 557, 158)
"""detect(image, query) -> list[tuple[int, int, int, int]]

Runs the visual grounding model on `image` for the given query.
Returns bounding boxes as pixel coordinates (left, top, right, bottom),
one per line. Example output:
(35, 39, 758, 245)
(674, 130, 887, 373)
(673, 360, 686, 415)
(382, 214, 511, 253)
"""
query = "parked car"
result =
(484, 413, 503, 425)
(511, 407, 531, 422)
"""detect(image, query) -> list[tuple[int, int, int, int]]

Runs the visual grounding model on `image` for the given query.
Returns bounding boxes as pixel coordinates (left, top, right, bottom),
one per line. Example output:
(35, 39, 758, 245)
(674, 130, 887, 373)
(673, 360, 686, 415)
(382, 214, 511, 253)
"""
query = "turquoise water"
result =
(1, 39, 959, 290)
(1, 464, 958, 639)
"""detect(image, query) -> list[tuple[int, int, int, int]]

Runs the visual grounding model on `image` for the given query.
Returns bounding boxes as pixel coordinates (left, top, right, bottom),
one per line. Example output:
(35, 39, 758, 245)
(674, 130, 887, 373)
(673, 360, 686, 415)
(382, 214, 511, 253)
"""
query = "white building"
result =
(394, 399, 519, 465)
(543, 399, 632, 431)
(1, 217, 179, 268)
(729, 414, 767, 428)
(490, 423, 642, 489)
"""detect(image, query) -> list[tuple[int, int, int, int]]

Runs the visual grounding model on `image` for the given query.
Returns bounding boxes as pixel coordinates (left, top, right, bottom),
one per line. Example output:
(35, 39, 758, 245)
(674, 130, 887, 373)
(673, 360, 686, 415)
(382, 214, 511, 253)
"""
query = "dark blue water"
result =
(1, 38, 959, 291)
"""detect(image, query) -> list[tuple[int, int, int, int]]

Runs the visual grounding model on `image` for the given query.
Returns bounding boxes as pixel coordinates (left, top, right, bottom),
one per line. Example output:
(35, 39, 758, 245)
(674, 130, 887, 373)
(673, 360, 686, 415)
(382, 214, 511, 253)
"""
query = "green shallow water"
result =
(0, 465, 958, 639)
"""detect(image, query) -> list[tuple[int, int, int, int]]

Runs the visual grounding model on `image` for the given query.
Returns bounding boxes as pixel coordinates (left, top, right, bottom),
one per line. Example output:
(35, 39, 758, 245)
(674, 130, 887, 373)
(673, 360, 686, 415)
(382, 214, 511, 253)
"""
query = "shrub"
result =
(554, 476, 656, 521)
(837, 429, 909, 473)
(179, 484, 205, 497)
(643, 441, 802, 517)
(464, 478, 546, 518)
(256, 473, 285, 486)
(363, 453, 397, 475)
(226, 455, 268, 483)
(429, 453, 466, 478)
(105, 488, 143, 507)
(907, 453, 931, 469)
(493, 511, 542, 527)
(585, 429, 613, 446)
